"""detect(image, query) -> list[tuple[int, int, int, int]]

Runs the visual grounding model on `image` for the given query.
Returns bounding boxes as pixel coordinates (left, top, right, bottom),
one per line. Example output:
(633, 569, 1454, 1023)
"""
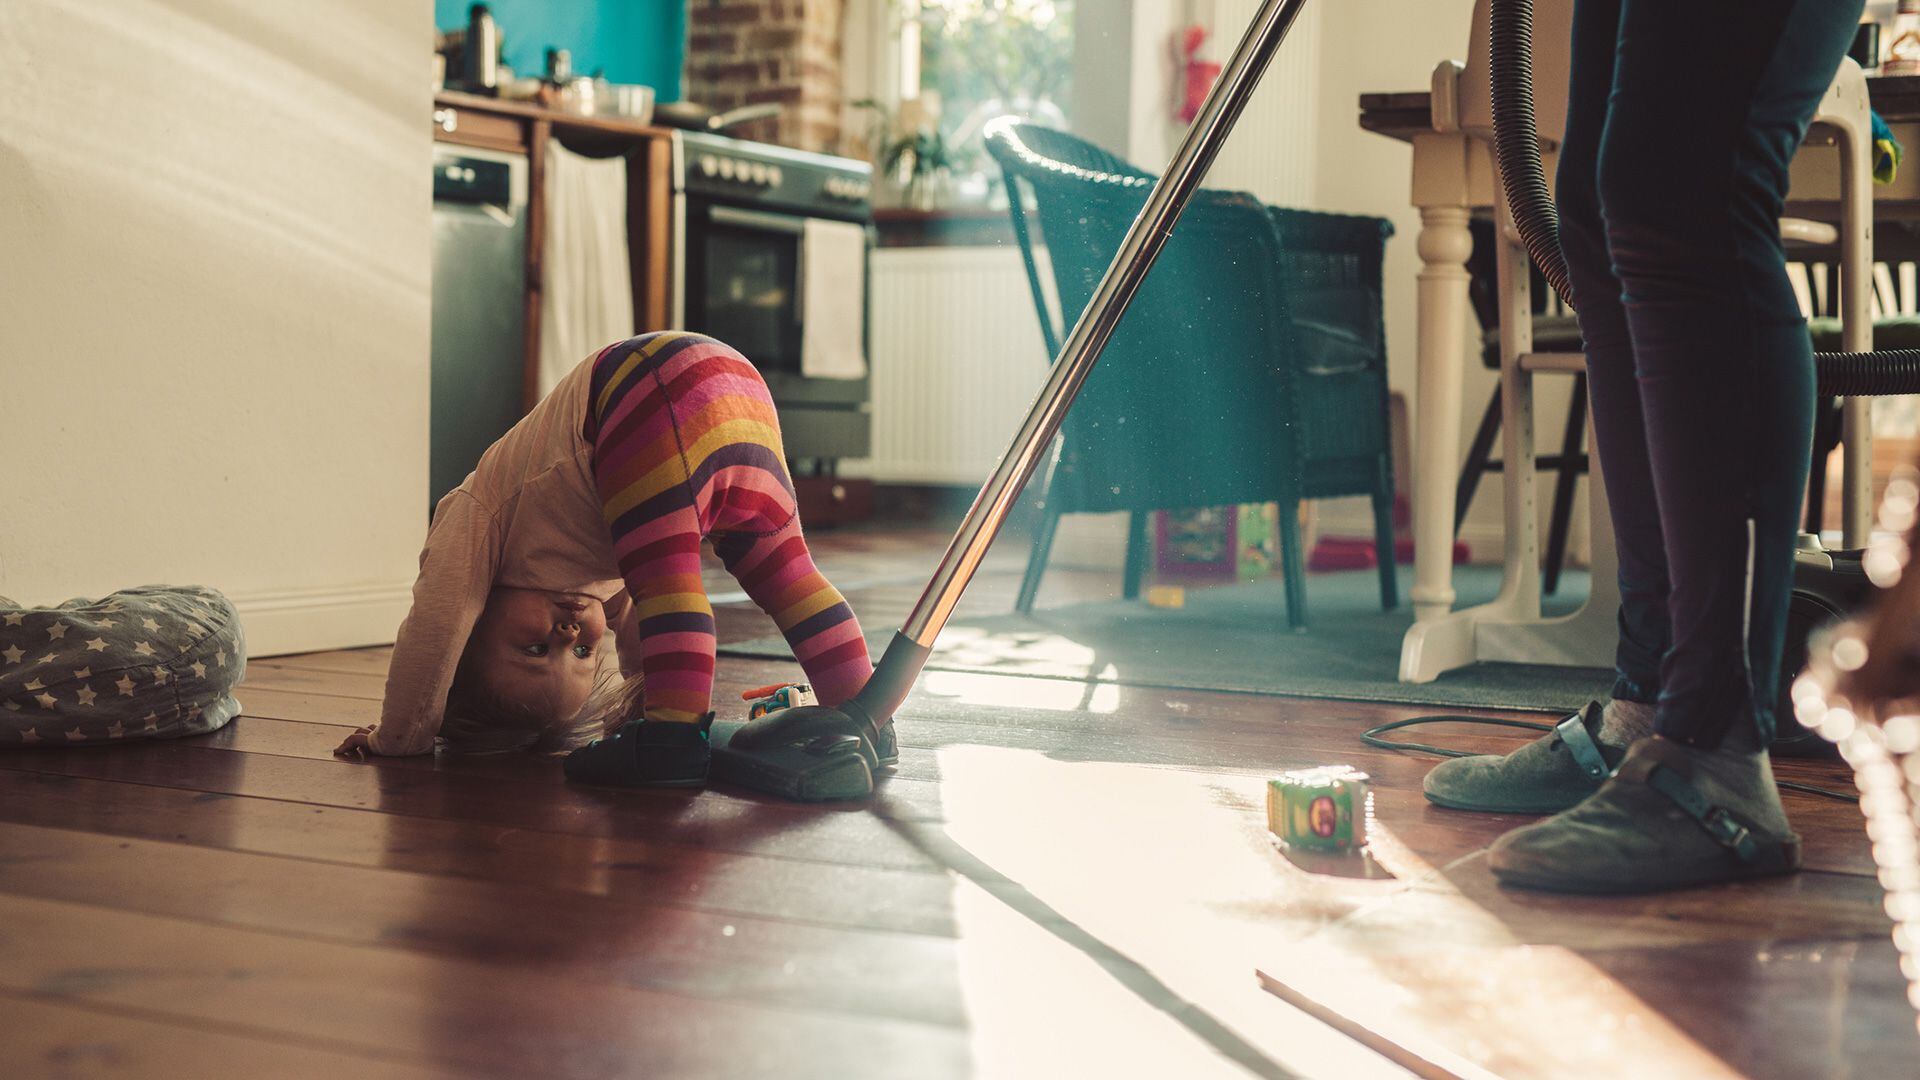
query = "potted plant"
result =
(854, 97, 958, 210)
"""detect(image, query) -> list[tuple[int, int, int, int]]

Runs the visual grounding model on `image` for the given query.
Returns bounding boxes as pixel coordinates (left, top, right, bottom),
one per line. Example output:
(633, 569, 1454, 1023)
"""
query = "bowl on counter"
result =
(600, 83, 654, 124)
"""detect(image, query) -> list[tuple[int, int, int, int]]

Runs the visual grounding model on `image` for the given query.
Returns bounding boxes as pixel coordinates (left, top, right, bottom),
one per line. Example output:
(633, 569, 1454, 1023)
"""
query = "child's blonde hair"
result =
(437, 657, 645, 756)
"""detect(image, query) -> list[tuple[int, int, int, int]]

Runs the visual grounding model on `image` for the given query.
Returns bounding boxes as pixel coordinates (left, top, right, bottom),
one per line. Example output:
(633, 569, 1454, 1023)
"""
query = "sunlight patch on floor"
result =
(933, 742, 1743, 1079)
(921, 670, 1122, 714)
(950, 875, 1252, 1080)
(1259, 940, 1743, 1080)
(935, 744, 1414, 1080)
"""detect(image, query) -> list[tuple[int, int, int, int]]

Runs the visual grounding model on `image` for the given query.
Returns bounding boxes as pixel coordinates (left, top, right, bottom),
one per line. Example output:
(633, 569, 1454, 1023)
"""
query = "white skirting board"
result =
(229, 582, 413, 658)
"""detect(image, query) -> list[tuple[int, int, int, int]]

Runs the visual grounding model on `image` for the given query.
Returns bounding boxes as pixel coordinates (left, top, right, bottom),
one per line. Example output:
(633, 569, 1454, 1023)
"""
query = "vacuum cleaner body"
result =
(710, 716, 876, 801)
(1779, 541, 1877, 755)
(710, 703, 901, 802)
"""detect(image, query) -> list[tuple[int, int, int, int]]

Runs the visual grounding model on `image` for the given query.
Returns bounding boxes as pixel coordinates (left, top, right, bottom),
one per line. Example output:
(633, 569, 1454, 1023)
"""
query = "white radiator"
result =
(852, 245, 1052, 485)
(1202, 0, 1321, 207)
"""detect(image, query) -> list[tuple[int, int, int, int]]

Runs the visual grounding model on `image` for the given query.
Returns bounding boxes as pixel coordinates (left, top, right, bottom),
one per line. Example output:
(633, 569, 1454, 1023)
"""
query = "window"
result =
(863, 0, 1076, 207)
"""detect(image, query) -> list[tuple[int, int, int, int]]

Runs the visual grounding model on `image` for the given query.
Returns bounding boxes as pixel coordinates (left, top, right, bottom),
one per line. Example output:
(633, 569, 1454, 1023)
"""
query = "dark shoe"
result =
(1423, 702, 1626, 814)
(1487, 737, 1801, 894)
(564, 714, 712, 787)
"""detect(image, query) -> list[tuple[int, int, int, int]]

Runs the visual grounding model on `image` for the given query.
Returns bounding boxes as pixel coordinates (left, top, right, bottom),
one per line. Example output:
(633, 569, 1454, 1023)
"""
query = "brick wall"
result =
(684, 0, 846, 153)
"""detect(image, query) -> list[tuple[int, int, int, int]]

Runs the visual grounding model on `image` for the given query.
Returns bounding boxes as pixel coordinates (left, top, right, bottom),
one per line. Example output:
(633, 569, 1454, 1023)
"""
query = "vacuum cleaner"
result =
(716, 0, 1920, 796)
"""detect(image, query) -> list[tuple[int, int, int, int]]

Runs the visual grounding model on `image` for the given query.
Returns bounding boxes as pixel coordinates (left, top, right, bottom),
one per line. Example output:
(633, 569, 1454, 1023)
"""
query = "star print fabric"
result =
(0, 585, 245, 745)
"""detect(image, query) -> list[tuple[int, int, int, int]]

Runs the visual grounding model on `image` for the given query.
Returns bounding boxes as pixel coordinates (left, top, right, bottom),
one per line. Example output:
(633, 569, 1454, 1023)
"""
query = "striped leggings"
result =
(587, 332, 873, 723)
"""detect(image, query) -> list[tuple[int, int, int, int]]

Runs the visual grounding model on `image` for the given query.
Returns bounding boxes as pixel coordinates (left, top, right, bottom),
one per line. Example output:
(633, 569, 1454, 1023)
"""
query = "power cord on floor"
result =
(1360, 714, 1856, 802)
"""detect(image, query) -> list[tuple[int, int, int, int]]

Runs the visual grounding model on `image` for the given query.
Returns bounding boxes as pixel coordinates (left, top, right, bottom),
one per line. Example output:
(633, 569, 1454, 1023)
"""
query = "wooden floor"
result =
(2, 527, 1913, 1078)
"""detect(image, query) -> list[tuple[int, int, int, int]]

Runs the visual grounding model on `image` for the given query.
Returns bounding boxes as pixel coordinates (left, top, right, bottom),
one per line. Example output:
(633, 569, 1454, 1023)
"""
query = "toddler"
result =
(333, 331, 875, 785)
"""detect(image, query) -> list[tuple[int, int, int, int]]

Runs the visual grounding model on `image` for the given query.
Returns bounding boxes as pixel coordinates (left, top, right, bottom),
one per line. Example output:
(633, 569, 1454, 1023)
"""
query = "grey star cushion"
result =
(0, 585, 244, 746)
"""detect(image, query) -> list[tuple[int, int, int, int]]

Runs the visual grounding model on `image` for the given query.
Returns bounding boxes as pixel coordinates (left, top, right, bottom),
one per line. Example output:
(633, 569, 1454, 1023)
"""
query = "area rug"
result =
(721, 565, 1614, 713)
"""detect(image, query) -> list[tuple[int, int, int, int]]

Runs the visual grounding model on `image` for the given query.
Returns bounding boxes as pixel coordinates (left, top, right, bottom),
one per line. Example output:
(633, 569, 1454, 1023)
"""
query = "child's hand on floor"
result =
(333, 725, 377, 759)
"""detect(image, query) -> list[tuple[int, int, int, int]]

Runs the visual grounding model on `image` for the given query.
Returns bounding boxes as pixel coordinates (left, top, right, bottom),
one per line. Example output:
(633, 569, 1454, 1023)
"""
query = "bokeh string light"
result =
(1793, 466, 1920, 1032)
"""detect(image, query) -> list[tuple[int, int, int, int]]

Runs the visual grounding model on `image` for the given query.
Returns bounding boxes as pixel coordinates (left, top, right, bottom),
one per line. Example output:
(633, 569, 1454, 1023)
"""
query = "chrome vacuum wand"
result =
(719, 0, 1308, 798)
(836, 0, 1312, 734)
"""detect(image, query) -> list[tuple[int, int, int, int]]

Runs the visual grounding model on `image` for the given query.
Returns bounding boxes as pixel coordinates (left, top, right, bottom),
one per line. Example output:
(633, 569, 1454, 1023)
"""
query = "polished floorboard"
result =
(0, 527, 1910, 1078)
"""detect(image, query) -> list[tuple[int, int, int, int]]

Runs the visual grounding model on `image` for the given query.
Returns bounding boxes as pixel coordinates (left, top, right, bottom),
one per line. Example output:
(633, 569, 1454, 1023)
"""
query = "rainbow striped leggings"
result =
(587, 332, 873, 723)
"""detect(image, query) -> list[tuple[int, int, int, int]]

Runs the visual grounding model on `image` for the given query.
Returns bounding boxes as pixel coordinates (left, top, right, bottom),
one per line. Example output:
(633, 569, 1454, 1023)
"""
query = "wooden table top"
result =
(1360, 73, 1920, 141)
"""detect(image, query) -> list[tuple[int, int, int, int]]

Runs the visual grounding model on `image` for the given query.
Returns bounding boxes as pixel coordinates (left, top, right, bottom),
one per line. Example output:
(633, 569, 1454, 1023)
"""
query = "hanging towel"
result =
(540, 143, 635, 397)
(800, 218, 869, 380)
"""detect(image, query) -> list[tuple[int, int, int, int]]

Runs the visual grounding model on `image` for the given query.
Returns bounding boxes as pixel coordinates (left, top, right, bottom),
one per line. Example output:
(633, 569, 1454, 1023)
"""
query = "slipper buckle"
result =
(1642, 760, 1763, 863)
(1554, 712, 1610, 780)
(1701, 806, 1754, 857)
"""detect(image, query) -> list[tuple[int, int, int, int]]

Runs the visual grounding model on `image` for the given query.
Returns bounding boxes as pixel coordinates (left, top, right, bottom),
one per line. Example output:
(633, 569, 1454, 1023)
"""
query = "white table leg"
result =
(1408, 202, 1473, 623)
(1828, 61, 1876, 547)
(1399, 198, 1479, 683)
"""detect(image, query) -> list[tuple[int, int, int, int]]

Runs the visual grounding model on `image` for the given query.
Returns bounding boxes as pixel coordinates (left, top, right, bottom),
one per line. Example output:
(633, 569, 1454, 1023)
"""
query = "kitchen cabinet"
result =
(430, 90, 675, 410)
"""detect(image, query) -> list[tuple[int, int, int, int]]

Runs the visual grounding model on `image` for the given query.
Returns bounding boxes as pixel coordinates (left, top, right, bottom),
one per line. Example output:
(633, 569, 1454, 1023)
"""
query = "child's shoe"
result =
(564, 714, 712, 787)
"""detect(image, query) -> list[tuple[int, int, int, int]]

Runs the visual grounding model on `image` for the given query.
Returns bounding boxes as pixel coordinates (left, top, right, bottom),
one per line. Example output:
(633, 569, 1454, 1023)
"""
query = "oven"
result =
(674, 131, 874, 463)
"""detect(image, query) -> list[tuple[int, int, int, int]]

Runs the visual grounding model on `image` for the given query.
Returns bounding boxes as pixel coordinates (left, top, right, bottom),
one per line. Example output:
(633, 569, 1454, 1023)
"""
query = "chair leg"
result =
(1015, 503, 1062, 615)
(1543, 373, 1587, 596)
(1455, 385, 1504, 538)
(1279, 497, 1308, 631)
(1122, 510, 1151, 601)
(1371, 460, 1399, 610)
(1804, 398, 1842, 535)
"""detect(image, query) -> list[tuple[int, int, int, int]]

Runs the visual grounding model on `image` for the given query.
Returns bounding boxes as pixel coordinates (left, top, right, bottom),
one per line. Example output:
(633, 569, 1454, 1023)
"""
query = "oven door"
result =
(683, 201, 869, 410)
(684, 202, 807, 373)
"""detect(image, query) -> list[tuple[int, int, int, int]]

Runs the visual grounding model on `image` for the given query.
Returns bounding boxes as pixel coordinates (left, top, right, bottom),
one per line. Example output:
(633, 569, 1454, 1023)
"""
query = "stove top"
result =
(674, 130, 872, 222)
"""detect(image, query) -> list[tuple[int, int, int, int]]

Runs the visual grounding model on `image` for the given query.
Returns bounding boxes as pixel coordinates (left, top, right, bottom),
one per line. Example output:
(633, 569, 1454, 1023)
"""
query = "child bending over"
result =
(333, 331, 875, 786)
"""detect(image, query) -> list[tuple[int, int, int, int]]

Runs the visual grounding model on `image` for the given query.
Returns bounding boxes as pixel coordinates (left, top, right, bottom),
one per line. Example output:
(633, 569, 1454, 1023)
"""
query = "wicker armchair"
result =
(985, 119, 1398, 628)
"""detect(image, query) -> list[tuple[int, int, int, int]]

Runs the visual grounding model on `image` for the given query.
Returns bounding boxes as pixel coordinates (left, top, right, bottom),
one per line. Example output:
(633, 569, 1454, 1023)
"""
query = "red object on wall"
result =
(1179, 26, 1221, 124)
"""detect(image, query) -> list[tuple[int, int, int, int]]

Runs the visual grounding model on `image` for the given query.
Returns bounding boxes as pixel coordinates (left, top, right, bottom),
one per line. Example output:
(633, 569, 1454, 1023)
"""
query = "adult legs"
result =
(1558, 0, 1666, 714)
(1600, 0, 1859, 747)
(1417, 0, 1657, 816)
(1485, 0, 1864, 892)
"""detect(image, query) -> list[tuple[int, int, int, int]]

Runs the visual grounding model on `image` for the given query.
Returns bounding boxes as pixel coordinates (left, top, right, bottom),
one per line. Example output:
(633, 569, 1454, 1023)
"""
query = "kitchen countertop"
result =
(435, 89, 673, 149)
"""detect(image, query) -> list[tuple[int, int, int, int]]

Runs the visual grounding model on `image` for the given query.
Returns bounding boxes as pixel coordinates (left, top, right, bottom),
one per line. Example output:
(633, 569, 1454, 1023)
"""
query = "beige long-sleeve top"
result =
(369, 357, 640, 755)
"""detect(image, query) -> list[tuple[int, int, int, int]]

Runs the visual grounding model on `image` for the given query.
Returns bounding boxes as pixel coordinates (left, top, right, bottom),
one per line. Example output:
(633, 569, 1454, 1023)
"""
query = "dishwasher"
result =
(430, 145, 528, 510)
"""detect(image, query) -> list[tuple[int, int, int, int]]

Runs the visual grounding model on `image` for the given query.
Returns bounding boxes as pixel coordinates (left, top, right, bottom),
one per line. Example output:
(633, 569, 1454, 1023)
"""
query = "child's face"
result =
(467, 588, 609, 727)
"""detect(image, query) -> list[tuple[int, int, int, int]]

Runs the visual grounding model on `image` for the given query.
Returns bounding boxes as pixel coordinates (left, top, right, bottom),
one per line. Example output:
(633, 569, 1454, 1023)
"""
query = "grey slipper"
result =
(1422, 702, 1625, 814)
(1487, 738, 1801, 895)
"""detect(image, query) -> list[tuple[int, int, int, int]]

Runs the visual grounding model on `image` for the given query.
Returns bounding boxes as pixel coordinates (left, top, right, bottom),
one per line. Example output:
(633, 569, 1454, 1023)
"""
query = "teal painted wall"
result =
(437, 0, 685, 100)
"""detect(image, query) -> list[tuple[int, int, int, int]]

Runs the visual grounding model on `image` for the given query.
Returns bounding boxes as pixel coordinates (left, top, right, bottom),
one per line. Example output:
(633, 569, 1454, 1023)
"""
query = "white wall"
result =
(1198, 0, 1321, 207)
(1070, 0, 1321, 199)
(0, 0, 433, 654)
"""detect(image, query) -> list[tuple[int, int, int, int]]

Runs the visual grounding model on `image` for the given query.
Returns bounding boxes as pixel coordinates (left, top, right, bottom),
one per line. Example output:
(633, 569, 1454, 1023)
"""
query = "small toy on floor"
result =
(1267, 766, 1370, 853)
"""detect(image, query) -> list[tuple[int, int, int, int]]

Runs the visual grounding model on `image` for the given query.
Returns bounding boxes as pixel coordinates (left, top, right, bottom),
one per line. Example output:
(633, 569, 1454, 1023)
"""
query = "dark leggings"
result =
(1557, 0, 1862, 747)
